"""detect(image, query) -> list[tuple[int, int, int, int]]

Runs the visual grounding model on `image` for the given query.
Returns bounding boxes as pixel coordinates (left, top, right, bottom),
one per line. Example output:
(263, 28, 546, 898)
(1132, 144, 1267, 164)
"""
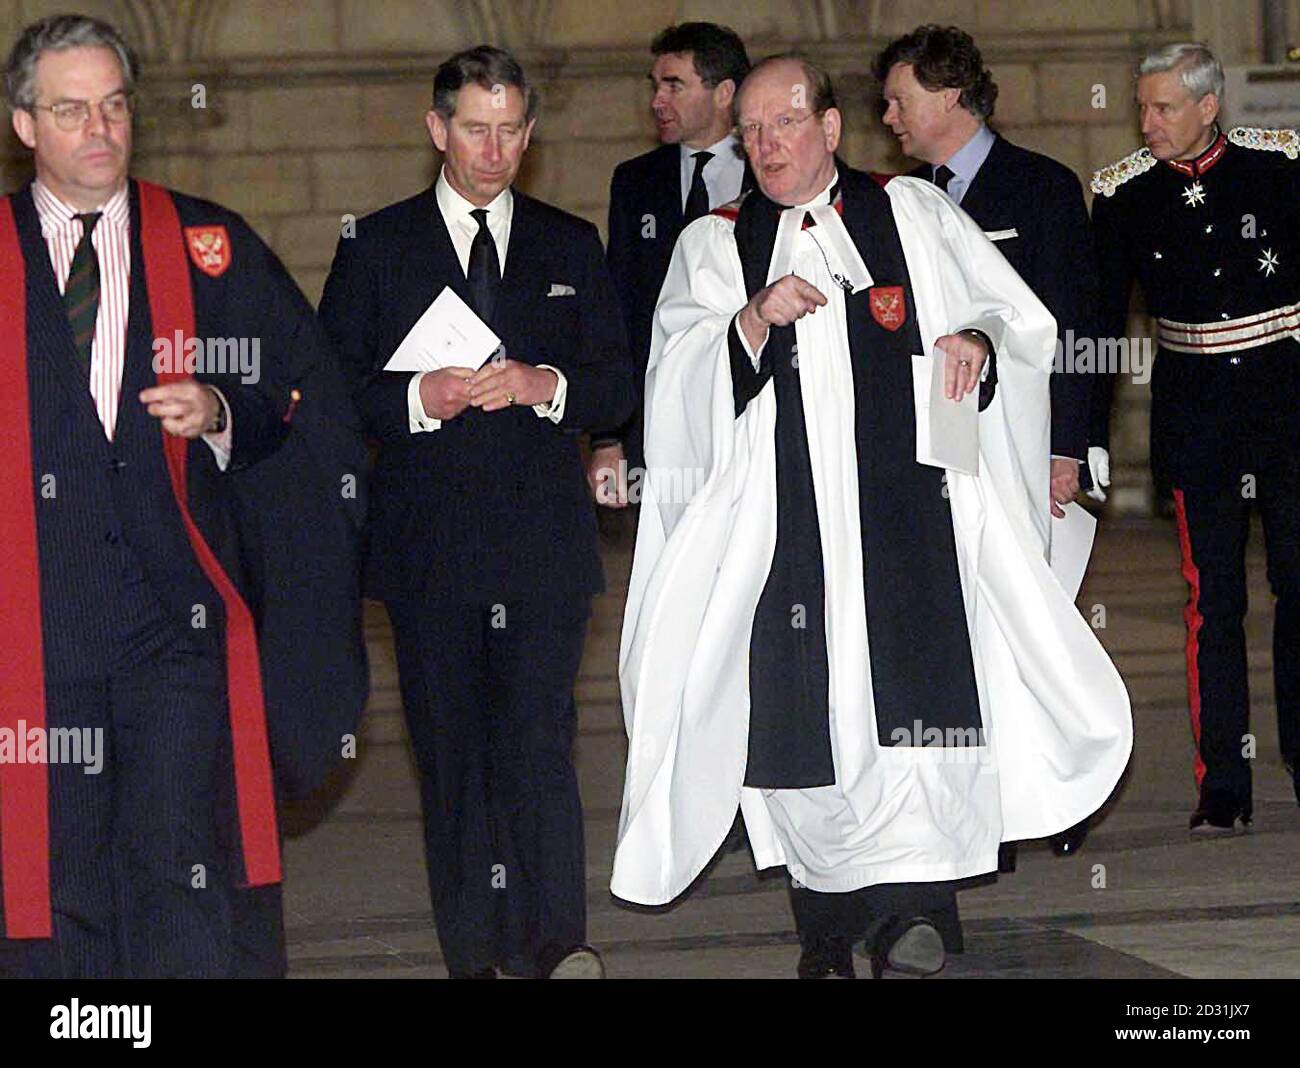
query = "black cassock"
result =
(727, 168, 990, 788)
(724, 166, 996, 947)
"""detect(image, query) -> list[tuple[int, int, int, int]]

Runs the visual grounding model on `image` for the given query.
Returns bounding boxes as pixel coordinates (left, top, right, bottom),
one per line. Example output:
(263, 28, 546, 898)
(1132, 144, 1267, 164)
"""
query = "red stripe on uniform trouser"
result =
(0, 196, 52, 938)
(1173, 489, 1207, 788)
(136, 180, 281, 888)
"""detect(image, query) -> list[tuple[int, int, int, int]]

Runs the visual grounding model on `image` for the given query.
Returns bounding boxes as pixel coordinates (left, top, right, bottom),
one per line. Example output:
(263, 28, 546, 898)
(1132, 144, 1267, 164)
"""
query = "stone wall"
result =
(3, 0, 1297, 512)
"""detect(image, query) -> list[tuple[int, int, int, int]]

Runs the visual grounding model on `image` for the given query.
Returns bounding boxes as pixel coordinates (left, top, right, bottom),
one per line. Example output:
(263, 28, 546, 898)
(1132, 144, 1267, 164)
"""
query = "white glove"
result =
(1086, 446, 1111, 502)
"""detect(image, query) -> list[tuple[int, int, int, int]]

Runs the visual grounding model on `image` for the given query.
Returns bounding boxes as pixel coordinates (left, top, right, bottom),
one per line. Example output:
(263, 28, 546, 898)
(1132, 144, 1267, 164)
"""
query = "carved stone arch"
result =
(798, 0, 880, 41)
(178, 0, 229, 63)
(1151, 0, 1182, 30)
(101, 0, 153, 60)
(464, 0, 554, 51)
(115, 0, 212, 64)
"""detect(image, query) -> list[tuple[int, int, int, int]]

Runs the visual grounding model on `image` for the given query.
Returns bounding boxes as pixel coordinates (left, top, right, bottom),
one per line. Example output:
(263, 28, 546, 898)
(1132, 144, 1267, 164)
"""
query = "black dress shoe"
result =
(868, 916, 945, 979)
(796, 937, 855, 979)
(1050, 817, 1090, 856)
(538, 943, 605, 979)
(1189, 790, 1252, 836)
(449, 966, 497, 979)
(997, 842, 1017, 873)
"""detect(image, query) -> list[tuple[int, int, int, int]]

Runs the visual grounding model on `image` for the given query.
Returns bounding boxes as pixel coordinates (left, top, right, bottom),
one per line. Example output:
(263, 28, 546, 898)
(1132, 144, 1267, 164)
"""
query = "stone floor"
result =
(280, 514, 1300, 979)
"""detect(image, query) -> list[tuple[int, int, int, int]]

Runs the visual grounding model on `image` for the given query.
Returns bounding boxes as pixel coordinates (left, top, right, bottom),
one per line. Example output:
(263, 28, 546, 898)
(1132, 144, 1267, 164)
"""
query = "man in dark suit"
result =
(319, 46, 633, 979)
(587, 22, 751, 505)
(0, 14, 366, 978)
(875, 24, 1103, 860)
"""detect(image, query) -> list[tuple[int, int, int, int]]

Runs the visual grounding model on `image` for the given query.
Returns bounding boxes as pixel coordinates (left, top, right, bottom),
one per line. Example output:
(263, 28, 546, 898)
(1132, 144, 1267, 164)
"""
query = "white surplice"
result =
(611, 175, 1132, 905)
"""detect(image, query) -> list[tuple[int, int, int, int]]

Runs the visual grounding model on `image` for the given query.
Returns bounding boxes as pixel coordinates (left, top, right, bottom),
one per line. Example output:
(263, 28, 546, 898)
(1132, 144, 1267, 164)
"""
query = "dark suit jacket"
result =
(911, 134, 1101, 460)
(318, 184, 634, 603)
(597, 143, 753, 470)
(12, 179, 367, 798)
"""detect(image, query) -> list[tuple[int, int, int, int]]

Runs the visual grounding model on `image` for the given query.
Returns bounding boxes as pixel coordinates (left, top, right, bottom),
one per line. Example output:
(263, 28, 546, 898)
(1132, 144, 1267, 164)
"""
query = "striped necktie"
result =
(64, 211, 103, 377)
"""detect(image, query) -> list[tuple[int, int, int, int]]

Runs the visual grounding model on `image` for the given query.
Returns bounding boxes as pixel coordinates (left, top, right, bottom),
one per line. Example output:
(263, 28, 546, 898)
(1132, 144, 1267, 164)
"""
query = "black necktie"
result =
(64, 212, 102, 377)
(467, 207, 501, 323)
(932, 164, 955, 193)
(684, 150, 714, 223)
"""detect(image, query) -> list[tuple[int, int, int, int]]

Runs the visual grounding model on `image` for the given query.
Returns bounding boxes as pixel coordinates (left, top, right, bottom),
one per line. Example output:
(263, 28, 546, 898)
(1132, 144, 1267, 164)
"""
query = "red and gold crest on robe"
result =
(868, 285, 905, 331)
(184, 224, 232, 278)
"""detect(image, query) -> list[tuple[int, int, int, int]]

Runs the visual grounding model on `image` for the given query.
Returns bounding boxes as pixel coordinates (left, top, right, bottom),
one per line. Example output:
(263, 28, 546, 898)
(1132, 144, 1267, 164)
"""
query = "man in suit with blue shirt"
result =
(587, 22, 751, 505)
(877, 25, 1109, 516)
(319, 45, 633, 979)
(875, 25, 1104, 861)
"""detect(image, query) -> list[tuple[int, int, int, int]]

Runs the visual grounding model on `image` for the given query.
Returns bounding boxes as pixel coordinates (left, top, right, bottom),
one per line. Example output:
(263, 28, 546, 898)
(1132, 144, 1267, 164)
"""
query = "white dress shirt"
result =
(407, 167, 568, 432)
(33, 179, 232, 467)
(679, 133, 747, 214)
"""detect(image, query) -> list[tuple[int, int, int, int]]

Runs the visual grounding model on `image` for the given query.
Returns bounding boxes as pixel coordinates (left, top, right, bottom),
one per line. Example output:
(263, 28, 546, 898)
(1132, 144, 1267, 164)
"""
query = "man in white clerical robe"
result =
(612, 54, 1132, 978)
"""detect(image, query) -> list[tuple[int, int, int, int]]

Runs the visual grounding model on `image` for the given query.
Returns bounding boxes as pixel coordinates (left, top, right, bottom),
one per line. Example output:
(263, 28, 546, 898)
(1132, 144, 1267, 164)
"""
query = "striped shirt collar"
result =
(32, 178, 130, 238)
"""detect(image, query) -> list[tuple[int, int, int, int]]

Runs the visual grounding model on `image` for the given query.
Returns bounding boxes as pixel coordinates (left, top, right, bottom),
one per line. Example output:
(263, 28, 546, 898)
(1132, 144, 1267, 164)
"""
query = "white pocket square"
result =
(984, 228, 1019, 242)
(547, 283, 576, 297)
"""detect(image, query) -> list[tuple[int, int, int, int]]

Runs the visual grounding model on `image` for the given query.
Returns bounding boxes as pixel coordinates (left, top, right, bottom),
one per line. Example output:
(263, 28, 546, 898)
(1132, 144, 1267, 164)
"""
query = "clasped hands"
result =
(737, 273, 989, 399)
(419, 360, 557, 421)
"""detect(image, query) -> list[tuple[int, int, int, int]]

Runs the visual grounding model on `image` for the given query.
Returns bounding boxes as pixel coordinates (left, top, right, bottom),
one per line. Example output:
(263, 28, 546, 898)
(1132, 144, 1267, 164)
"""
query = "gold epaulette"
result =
(1090, 147, 1157, 198)
(1227, 126, 1300, 159)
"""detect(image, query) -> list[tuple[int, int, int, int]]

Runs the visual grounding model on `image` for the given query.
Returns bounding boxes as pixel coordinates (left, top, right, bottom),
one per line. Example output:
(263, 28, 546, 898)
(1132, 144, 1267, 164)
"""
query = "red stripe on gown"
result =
(0, 196, 52, 938)
(137, 181, 281, 888)
(0, 185, 283, 939)
(1173, 488, 1208, 787)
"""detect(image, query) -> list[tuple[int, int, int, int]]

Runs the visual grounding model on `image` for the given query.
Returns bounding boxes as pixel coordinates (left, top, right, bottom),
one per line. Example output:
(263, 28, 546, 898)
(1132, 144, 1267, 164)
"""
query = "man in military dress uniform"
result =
(1091, 42, 1300, 832)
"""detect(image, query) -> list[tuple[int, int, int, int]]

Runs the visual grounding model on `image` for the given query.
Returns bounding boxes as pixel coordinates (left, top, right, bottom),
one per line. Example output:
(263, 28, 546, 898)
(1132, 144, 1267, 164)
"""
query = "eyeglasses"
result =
(29, 92, 134, 131)
(737, 111, 818, 145)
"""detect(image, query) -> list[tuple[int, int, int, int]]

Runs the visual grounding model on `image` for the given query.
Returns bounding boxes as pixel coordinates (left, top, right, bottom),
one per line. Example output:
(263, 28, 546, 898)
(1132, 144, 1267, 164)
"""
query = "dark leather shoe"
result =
(1189, 790, 1252, 836)
(449, 966, 497, 979)
(1050, 817, 1090, 856)
(997, 842, 1017, 873)
(869, 916, 945, 979)
(539, 943, 605, 979)
(796, 937, 855, 979)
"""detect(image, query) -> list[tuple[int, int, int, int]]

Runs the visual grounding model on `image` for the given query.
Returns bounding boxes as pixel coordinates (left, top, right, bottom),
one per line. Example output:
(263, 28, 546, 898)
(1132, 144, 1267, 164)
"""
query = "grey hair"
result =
(4, 14, 139, 111)
(1137, 42, 1224, 102)
(432, 45, 538, 123)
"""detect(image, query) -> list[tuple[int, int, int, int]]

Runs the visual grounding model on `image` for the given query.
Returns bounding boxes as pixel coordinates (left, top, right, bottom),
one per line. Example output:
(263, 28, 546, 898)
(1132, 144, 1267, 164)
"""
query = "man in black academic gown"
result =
(319, 46, 633, 979)
(0, 14, 366, 978)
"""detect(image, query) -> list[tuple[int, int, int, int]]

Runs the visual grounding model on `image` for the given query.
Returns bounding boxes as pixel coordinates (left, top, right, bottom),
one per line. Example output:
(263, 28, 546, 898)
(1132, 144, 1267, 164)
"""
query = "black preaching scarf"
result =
(727, 166, 983, 789)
